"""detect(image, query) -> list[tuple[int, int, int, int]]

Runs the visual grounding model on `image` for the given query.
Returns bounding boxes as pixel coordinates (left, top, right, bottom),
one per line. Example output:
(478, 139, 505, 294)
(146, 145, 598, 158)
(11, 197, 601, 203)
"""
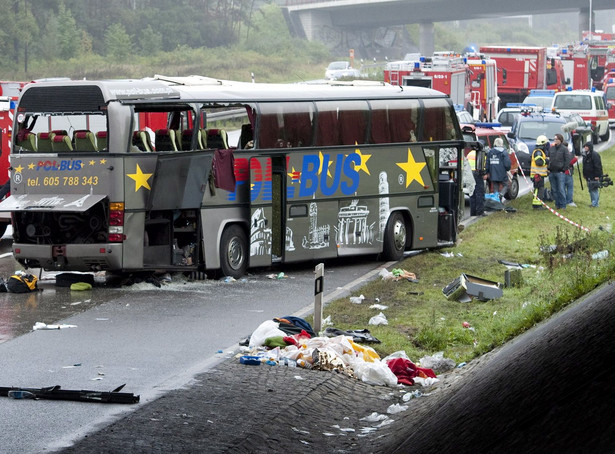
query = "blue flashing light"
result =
(506, 103, 536, 108)
(10, 100, 16, 109)
(481, 60, 486, 64)
(562, 49, 568, 54)
(608, 78, 614, 84)
(474, 122, 502, 128)
(528, 89, 556, 96)
(567, 87, 573, 91)
(506, 48, 511, 52)
(591, 87, 596, 92)
(414, 62, 420, 70)
(463, 57, 467, 63)
(420, 56, 425, 62)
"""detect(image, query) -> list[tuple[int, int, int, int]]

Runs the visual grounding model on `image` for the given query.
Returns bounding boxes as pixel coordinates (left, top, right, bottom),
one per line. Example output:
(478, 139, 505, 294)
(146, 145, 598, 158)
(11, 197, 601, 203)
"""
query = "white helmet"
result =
(536, 135, 548, 146)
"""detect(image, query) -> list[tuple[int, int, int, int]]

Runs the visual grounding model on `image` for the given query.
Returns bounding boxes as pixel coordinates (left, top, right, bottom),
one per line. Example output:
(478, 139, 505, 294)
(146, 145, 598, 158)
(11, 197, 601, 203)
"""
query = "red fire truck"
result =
(0, 81, 27, 236)
(559, 46, 590, 90)
(465, 54, 498, 122)
(479, 46, 567, 106)
(384, 52, 472, 112)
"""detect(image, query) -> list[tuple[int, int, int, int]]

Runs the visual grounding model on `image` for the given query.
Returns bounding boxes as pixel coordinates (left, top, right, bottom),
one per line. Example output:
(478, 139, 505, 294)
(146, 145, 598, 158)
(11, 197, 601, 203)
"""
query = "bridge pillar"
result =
(419, 22, 434, 56)
(578, 7, 595, 39)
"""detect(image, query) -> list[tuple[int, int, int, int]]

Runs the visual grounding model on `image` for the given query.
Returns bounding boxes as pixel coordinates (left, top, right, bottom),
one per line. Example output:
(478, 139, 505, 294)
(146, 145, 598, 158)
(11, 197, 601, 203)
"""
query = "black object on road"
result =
(0, 384, 140, 404)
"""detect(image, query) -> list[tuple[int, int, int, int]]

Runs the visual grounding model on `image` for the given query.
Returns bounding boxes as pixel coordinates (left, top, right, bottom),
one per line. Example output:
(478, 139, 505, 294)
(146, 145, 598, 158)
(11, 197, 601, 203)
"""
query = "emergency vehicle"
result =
(603, 76, 615, 127)
(384, 52, 472, 112)
(465, 53, 498, 122)
(559, 46, 590, 90)
(0, 81, 28, 237)
(479, 46, 567, 106)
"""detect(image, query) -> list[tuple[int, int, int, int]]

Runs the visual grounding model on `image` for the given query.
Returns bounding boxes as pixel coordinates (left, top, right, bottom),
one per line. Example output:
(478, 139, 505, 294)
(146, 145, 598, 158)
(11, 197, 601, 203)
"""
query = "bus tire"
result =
(382, 212, 407, 262)
(220, 224, 248, 278)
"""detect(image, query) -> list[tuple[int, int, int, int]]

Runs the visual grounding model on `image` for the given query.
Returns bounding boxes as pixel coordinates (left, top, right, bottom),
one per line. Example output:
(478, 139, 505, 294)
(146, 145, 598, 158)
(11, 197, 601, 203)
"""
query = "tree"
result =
(138, 25, 162, 55)
(58, 2, 81, 59)
(105, 23, 133, 61)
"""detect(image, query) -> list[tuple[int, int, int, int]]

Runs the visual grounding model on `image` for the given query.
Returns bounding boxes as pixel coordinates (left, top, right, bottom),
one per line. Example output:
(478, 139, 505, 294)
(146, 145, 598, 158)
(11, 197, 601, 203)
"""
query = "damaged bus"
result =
(0, 76, 465, 278)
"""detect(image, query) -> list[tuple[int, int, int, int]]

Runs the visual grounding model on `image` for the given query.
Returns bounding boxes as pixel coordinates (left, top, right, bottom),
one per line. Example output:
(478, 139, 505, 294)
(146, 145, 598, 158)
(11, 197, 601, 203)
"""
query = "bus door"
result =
(141, 152, 212, 268)
(248, 155, 278, 268)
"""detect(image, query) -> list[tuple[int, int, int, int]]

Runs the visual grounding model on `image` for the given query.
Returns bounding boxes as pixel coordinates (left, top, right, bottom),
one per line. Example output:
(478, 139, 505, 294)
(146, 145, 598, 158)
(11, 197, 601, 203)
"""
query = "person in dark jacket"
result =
(582, 141, 603, 208)
(485, 137, 511, 200)
(547, 134, 570, 210)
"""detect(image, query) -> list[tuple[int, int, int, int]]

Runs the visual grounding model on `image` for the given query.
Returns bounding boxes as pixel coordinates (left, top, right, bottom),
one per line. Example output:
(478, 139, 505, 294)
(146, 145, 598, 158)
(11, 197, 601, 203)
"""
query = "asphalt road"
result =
(0, 248, 394, 453)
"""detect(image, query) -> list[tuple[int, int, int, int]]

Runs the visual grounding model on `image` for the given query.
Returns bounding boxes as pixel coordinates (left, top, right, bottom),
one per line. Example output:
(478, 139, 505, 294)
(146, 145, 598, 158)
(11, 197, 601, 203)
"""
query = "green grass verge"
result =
(315, 144, 615, 364)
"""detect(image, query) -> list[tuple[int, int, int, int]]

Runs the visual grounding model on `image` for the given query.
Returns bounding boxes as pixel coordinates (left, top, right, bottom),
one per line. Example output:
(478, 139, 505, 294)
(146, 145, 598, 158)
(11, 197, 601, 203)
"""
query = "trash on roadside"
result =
(386, 403, 408, 414)
(7, 272, 40, 293)
(592, 250, 609, 260)
(349, 294, 365, 304)
(0, 384, 139, 404)
(33, 322, 78, 330)
(369, 303, 388, 310)
(323, 327, 381, 343)
(368, 312, 388, 326)
(55, 272, 95, 288)
(266, 272, 288, 279)
(442, 273, 503, 302)
(418, 352, 456, 373)
(70, 282, 92, 291)
(504, 269, 523, 288)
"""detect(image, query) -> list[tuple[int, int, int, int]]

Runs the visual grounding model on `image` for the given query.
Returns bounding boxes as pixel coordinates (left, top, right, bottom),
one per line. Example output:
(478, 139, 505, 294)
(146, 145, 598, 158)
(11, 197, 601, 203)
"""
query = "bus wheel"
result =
(220, 224, 248, 278)
(382, 212, 407, 262)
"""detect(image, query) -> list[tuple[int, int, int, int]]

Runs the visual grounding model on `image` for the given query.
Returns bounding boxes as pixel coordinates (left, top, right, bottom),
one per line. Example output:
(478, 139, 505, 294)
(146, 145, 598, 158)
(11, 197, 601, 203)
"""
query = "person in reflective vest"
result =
(530, 135, 549, 209)
(468, 142, 487, 216)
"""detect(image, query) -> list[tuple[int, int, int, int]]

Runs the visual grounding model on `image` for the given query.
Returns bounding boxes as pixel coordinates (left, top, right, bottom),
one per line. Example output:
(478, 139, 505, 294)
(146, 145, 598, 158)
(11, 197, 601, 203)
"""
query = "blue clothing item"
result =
(564, 172, 574, 205)
(549, 172, 566, 209)
(589, 183, 600, 207)
(485, 147, 511, 183)
(470, 172, 485, 215)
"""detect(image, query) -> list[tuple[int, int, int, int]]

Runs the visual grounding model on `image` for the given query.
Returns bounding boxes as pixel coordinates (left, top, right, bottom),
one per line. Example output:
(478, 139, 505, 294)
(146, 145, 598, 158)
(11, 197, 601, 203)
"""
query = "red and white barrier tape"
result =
(512, 149, 590, 233)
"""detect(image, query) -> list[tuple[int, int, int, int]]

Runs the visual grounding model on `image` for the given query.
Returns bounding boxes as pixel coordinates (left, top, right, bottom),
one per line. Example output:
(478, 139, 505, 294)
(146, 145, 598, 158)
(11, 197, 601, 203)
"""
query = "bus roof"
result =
(18, 76, 449, 111)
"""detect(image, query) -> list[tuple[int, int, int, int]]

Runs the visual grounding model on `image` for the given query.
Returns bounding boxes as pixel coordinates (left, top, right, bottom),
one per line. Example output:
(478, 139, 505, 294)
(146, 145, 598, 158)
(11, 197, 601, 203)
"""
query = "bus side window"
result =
(339, 104, 368, 145)
(315, 102, 339, 146)
(283, 111, 312, 147)
(370, 107, 390, 144)
(389, 108, 416, 143)
(257, 110, 281, 149)
(96, 131, 108, 150)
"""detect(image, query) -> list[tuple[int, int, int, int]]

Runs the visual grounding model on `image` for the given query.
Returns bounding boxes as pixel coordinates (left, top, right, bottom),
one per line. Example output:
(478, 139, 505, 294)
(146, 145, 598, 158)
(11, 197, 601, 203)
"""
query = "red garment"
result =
(386, 357, 437, 386)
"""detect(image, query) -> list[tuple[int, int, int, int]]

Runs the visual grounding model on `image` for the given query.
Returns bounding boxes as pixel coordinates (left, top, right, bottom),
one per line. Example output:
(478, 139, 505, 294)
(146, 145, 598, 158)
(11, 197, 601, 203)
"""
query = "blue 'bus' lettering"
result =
(341, 153, 360, 194)
(298, 155, 320, 197)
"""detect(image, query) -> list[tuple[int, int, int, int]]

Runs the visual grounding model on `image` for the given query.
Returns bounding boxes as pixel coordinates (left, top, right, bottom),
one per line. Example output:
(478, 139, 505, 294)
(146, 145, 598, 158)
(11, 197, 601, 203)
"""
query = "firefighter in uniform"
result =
(530, 135, 549, 209)
(468, 141, 487, 216)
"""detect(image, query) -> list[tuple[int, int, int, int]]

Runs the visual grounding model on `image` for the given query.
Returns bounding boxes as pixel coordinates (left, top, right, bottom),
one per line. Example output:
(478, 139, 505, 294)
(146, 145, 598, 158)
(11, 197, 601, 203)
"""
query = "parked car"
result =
(506, 111, 585, 175)
(325, 61, 361, 80)
(455, 105, 474, 125)
(460, 123, 520, 200)
(551, 89, 610, 143)
(522, 89, 557, 111)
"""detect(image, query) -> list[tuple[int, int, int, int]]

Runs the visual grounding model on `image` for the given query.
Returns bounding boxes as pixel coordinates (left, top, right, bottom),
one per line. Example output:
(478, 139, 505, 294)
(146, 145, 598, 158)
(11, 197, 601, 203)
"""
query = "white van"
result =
(551, 89, 610, 143)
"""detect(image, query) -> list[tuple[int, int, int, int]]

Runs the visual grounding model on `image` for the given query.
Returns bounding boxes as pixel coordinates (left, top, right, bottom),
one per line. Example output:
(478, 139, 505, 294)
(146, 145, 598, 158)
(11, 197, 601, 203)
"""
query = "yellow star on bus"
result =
(396, 148, 426, 188)
(318, 151, 333, 178)
(14, 164, 24, 173)
(28, 163, 35, 170)
(353, 148, 371, 175)
(89, 160, 96, 166)
(127, 164, 153, 191)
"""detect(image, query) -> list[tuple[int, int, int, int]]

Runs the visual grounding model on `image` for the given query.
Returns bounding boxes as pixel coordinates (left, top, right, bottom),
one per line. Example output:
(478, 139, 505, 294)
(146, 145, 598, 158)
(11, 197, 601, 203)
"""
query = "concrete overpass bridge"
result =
(282, 0, 615, 58)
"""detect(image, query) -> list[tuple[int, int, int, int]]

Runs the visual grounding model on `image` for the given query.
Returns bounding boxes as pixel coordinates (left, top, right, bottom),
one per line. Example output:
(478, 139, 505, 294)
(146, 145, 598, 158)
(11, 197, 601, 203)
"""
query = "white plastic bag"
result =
(350, 358, 398, 387)
(248, 320, 286, 348)
(369, 312, 388, 326)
